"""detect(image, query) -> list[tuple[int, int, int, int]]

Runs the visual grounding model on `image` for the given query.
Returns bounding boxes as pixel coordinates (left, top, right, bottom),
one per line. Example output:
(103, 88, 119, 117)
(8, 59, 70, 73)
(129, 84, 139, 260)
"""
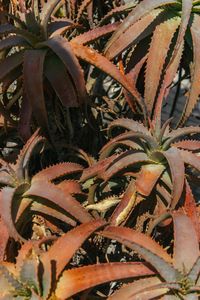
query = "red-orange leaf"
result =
(105, 9, 163, 60)
(70, 43, 143, 111)
(172, 211, 199, 273)
(135, 164, 165, 196)
(32, 162, 83, 183)
(55, 262, 154, 299)
(105, 0, 178, 57)
(144, 16, 180, 115)
(24, 181, 93, 223)
(179, 14, 200, 125)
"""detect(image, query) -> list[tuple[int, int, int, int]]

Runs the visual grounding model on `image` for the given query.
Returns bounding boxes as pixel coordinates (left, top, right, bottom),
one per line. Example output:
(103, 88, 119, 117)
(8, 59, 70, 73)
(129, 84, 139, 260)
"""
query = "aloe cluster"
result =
(0, 0, 200, 299)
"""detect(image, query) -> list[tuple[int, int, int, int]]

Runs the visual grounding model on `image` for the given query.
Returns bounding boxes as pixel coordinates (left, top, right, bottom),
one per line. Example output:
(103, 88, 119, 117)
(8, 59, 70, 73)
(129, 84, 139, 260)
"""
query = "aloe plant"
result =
(0, 0, 142, 138)
(81, 117, 200, 226)
(0, 129, 93, 248)
(101, 211, 200, 299)
(105, 0, 200, 125)
(0, 220, 155, 299)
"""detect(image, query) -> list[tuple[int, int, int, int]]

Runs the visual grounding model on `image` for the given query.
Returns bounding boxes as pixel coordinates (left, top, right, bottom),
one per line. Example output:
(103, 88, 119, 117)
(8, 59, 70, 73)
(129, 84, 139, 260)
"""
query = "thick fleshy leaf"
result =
(125, 54, 148, 90)
(68, 0, 76, 18)
(50, 24, 80, 38)
(179, 150, 200, 172)
(76, 0, 92, 21)
(105, 0, 178, 56)
(158, 147, 185, 209)
(55, 262, 154, 299)
(15, 197, 32, 224)
(165, 126, 200, 147)
(0, 23, 38, 44)
(19, 251, 40, 293)
(0, 187, 26, 241)
(0, 51, 23, 82)
(170, 0, 192, 68)
(101, 151, 150, 181)
(172, 139, 200, 151)
(135, 164, 165, 196)
(110, 180, 137, 225)
(0, 263, 23, 294)
(15, 129, 44, 181)
(100, 226, 177, 282)
(99, 2, 137, 25)
(184, 180, 200, 242)
(41, 219, 106, 298)
(152, 0, 192, 122)
(71, 22, 119, 45)
(42, 36, 87, 105)
(0, 217, 9, 261)
(179, 14, 200, 125)
(100, 131, 156, 159)
(105, 9, 163, 60)
(48, 19, 74, 35)
(24, 180, 93, 223)
(30, 201, 77, 227)
(86, 196, 120, 213)
(44, 55, 78, 107)
(42, 219, 105, 277)
(40, 0, 62, 38)
(32, 162, 83, 183)
(0, 36, 28, 51)
(70, 43, 143, 111)
(144, 16, 181, 115)
(108, 118, 151, 136)
(56, 180, 82, 195)
(188, 257, 200, 283)
(108, 277, 167, 300)
(18, 92, 32, 140)
(23, 49, 49, 132)
(172, 212, 199, 273)
(80, 154, 118, 182)
(153, 40, 184, 123)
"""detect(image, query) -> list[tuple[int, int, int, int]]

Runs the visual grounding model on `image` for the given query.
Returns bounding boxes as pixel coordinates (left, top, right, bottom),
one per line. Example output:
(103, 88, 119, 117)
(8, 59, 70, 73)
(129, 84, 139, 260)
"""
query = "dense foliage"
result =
(0, 0, 200, 299)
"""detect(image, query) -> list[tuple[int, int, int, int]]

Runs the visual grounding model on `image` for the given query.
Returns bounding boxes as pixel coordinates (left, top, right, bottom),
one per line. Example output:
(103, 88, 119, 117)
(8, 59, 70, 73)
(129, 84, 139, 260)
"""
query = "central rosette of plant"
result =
(81, 118, 200, 227)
